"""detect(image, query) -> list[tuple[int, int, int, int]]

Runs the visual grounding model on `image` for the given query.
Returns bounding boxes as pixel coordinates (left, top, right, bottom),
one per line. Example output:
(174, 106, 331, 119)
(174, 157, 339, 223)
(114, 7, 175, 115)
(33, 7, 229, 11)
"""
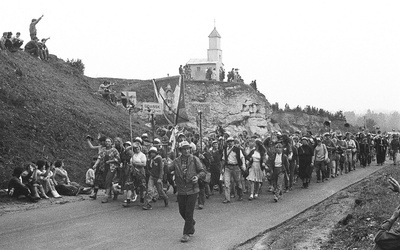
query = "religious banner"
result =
(152, 75, 189, 125)
(120, 91, 137, 108)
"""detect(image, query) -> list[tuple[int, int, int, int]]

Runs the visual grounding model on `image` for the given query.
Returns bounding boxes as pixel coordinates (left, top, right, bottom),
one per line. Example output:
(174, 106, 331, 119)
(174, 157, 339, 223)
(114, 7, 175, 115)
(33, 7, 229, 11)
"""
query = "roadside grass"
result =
(321, 165, 400, 250)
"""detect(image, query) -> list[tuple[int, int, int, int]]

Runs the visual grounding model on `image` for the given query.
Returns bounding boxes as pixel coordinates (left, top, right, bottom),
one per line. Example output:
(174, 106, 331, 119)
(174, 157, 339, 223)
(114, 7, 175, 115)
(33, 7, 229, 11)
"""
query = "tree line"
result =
(270, 102, 346, 121)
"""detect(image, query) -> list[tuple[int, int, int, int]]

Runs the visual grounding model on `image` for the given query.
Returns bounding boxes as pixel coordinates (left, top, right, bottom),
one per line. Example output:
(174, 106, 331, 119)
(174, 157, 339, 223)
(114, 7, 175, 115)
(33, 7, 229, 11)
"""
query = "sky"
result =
(3, 0, 400, 114)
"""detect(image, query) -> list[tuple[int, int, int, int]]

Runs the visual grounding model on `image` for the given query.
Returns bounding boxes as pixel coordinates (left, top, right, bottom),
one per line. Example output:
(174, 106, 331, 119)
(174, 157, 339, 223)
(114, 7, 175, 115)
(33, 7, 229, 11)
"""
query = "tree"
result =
(365, 118, 377, 131)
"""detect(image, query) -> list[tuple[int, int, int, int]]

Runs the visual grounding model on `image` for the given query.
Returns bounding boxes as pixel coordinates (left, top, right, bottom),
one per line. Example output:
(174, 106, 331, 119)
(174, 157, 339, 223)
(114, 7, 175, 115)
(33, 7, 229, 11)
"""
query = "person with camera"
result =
(169, 141, 206, 243)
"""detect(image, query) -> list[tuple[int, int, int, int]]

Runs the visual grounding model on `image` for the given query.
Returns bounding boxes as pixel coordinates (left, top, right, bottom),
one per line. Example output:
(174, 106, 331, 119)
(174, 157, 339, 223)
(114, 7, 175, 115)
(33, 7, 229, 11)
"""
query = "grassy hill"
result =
(0, 51, 150, 188)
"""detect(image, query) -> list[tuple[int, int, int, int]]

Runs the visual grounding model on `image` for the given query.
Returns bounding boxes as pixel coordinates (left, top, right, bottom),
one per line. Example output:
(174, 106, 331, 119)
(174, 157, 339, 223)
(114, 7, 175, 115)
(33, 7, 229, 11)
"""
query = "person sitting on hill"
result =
(52, 160, 90, 196)
(4, 32, 14, 51)
(38, 37, 50, 60)
(12, 32, 24, 49)
(7, 166, 40, 202)
(36, 160, 62, 198)
(98, 81, 115, 102)
(21, 163, 48, 199)
(24, 37, 40, 57)
(371, 176, 400, 249)
(0, 32, 7, 50)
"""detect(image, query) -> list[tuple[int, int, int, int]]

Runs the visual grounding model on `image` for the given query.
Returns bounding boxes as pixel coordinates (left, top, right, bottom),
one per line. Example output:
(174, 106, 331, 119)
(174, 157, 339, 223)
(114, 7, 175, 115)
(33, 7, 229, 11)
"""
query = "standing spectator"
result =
(169, 141, 206, 242)
(298, 137, 314, 189)
(313, 138, 328, 183)
(29, 15, 44, 40)
(12, 32, 24, 49)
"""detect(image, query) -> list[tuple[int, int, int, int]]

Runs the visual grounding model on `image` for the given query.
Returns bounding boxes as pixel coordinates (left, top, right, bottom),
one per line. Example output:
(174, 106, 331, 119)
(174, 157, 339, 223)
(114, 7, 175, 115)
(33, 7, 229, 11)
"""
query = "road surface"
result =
(0, 165, 385, 250)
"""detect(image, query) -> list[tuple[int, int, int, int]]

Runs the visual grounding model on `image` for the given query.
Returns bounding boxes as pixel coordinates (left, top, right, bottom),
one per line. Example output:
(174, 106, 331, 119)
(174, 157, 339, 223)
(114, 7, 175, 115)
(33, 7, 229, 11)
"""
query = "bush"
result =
(66, 58, 85, 75)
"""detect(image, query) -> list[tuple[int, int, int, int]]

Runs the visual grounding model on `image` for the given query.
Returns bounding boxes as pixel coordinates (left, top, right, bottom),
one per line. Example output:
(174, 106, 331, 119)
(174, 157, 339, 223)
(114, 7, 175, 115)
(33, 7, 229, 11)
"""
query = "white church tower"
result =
(186, 25, 224, 81)
(207, 27, 222, 62)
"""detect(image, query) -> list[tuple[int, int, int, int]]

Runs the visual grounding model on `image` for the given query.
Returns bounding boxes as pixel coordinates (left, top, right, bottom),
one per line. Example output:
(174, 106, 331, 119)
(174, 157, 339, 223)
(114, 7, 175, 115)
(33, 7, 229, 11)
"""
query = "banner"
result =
(121, 91, 137, 108)
(152, 75, 189, 125)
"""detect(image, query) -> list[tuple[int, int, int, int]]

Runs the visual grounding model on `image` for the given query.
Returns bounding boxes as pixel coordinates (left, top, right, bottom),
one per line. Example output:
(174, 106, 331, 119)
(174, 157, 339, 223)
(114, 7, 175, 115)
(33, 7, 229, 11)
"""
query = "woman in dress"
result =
(98, 138, 120, 203)
(246, 139, 267, 200)
(297, 137, 314, 189)
(123, 142, 146, 206)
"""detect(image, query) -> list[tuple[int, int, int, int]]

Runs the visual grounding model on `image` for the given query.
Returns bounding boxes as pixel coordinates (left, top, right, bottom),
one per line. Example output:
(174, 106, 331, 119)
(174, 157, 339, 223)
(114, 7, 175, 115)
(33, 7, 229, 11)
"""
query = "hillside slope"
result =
(0, 51, 148, 188)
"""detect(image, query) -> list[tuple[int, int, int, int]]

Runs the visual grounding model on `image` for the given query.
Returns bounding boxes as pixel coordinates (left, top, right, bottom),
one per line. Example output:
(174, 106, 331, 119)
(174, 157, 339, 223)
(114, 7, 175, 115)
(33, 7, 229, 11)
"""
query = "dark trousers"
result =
(177, 193, 198, 235)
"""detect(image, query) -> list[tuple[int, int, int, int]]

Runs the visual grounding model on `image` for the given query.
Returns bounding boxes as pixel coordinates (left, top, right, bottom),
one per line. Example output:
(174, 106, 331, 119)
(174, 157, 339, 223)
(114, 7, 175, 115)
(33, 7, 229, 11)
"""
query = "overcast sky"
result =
(4, 0, 400, 114)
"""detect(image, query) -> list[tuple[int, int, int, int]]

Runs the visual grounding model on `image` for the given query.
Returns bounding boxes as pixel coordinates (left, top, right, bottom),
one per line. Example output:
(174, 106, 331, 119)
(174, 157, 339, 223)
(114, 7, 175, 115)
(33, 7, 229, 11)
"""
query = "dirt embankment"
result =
(235, 164, 399, 250)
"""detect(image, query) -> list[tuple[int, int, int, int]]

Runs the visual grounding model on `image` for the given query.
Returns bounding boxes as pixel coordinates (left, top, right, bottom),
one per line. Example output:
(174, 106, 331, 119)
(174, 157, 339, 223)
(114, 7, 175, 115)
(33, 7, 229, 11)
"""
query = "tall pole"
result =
(151, 113, 155, 141)
(199, 110, 203, 153)
(129, 108, 133, 143)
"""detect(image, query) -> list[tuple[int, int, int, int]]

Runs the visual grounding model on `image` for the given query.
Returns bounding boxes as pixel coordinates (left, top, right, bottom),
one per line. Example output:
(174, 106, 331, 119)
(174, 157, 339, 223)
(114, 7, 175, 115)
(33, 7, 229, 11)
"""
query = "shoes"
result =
(230, 194, 235, 198)
(273, 195, 279, 202)
(222, 199, 230, 204)
(325, 178, 329, 181)
(142, 204, 152, 210)
(238, 196, 243, 201)
(123, 199, 130, 207)
(164, 198, 169, 207)
(40, 193, 49, 199)
(279, 190, 282, 196)
(180, 234, 190, 242)
(132, 194, 138, 202)
(254, 193, 258, 198)
(284, 189, 289, 193)
(317, 180, 320, 183)
(198, 204, 203, 209)
(249, 194, 253, 200)
(152, 198, 157, 203)
(89, 193, 97, 200)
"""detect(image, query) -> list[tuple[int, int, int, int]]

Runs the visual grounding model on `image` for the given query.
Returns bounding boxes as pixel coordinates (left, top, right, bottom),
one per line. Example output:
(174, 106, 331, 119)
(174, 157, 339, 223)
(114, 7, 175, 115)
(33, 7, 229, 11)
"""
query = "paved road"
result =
(0, 165, 386, 250)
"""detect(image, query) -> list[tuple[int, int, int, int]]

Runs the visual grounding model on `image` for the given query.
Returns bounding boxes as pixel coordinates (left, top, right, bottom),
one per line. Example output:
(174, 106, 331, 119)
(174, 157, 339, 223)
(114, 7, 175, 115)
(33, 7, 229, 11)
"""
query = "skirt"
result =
(247, 161, 263, 182)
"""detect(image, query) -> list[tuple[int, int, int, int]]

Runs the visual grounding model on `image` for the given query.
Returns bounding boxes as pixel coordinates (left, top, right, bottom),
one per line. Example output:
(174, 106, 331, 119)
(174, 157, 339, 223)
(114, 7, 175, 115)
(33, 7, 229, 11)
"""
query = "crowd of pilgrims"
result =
(7, 129, 400, 207)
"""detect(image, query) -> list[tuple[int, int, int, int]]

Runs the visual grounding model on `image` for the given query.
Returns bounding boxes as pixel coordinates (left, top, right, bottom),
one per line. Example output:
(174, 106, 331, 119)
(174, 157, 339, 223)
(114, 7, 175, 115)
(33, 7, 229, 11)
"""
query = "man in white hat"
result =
(169, 141, 206, 243)
(221, 137, 246, 203)
(142, 147, 168, 210)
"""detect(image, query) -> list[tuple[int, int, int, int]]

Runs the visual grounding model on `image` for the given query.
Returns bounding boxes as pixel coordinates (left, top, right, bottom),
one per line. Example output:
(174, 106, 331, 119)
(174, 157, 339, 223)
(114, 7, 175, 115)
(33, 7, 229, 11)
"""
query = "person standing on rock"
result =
(297, 137, 314, 189)
(29, 15, 44, 40)
(169, 141, 206, 243)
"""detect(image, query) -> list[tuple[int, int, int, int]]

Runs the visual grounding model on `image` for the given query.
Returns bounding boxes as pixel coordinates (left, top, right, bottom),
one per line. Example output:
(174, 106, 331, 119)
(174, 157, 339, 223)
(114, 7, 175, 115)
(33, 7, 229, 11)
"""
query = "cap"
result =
(177, 132, 186, 138)
(226, 137, 234, 142)
(153, 138, 161, 144)
(141, 133, 148, 138)
(133, 137, 143, 145)
(148, 147, 158, 154)
(179, 141, 191, 149)
(123, 141, 132, 146)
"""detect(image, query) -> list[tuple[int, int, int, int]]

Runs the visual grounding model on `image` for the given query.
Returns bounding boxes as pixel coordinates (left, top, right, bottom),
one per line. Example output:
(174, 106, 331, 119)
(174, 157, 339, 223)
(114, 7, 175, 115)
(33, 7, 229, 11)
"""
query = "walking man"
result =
(169, 141, 206, 243)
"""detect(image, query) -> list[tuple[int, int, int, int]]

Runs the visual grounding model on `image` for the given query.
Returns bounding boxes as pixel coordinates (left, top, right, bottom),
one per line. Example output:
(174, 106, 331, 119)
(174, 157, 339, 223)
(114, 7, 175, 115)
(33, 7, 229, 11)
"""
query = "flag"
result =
(152, 75, 188, 125)
(169, 126, 177, 150)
